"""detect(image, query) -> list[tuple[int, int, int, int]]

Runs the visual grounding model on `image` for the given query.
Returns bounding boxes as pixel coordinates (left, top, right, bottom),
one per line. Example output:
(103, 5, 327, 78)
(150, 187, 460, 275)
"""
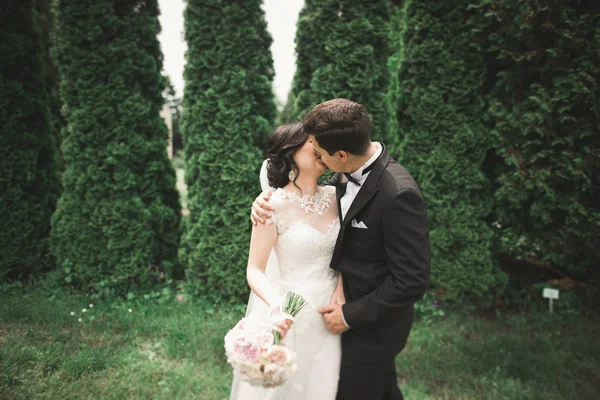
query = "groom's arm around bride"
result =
(318, 152, 430, 400)
(320, 185, 430, 335)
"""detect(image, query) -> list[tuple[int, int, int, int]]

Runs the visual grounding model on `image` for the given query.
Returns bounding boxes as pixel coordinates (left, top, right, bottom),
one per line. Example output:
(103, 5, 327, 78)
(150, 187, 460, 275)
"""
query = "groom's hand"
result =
(250, 191, 274, 226)
(318, 304, 349, 335)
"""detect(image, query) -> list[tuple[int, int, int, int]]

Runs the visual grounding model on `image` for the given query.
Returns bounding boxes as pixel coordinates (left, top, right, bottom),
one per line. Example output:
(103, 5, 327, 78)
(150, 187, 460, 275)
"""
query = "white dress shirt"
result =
(340, 143, 382, 329)
(340, 142, 383, 220)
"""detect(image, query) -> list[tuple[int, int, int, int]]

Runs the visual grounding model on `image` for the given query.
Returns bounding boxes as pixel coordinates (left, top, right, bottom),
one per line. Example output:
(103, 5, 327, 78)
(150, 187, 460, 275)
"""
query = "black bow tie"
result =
(343, 162, 375, 186)
(344, 173, 360, 186)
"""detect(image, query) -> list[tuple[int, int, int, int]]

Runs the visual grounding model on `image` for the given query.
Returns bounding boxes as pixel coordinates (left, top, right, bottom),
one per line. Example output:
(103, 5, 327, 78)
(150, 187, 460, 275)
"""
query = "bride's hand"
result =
(273, 317, 294, 339)
(269, 297, 294, 338)
(251, 190, 274, 226)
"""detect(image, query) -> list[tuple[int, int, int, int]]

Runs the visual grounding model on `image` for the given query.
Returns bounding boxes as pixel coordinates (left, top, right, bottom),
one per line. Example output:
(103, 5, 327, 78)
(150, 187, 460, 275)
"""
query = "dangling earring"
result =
(288, 168, 296, 181)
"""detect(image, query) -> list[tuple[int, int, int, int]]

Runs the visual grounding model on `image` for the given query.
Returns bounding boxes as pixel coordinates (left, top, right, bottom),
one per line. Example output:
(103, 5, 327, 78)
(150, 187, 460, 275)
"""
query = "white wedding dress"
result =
(229, 163, 342, 400)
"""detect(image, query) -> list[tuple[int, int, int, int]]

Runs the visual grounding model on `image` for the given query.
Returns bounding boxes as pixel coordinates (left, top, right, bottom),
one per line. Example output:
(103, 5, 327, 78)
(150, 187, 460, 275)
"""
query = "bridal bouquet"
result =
(224, 292, 307, 388)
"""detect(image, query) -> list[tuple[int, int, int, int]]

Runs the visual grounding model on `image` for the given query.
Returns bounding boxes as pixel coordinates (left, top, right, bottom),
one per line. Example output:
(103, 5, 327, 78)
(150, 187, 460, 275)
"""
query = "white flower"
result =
(89, 304, 94, 308)
(82, 308, 87, 313)
(128, 308, 132, 313)
(70, 312, 75, 316)
(78, 318, 82, 322)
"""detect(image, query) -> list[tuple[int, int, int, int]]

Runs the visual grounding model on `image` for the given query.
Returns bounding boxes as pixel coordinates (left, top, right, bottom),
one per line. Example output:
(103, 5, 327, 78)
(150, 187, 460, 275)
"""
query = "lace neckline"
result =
(278, 187, 333, 215)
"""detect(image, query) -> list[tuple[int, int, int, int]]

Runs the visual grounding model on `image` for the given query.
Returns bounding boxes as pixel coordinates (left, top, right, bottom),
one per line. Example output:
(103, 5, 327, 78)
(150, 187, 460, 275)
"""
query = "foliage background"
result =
(49, 0, 181, 296)
(0, 0, 62, 282)
(292, 0, 394, 144)
(1, 0, 598, 309)
(179, 0, 277, 303)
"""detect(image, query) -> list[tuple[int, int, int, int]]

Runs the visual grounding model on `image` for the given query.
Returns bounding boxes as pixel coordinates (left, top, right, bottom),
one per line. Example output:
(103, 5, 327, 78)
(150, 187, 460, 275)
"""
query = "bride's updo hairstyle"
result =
(266, 122, 308, 189)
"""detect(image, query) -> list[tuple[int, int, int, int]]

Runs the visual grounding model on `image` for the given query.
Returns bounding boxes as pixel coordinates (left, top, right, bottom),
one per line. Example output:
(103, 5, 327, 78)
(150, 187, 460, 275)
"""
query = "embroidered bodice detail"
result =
(278, 186, 333, 215)
(265, 186, 339, 308)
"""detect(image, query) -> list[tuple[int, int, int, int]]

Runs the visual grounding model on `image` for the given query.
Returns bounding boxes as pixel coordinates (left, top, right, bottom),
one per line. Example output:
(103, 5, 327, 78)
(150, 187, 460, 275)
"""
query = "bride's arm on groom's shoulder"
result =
(330, 272, 346, 305)
(253, 159, 275, 225)
(342, 188, 431, 332)
(250, 190, 275, 226)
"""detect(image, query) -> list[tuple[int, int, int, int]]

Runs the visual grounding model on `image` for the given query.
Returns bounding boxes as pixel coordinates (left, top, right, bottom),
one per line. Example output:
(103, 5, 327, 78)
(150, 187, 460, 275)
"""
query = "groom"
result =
(253, 98, 431, 399)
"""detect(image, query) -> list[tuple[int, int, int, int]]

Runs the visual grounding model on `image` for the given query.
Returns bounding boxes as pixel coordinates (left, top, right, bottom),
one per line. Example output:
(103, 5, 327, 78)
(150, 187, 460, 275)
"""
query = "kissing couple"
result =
(229, 98, 431, 400)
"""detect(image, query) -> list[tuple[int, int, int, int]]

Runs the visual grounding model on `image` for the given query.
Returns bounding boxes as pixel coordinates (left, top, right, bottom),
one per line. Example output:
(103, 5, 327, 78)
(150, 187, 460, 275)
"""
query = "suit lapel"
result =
(330, 144, 392, 268)
(342, 188, 378, 229)
(342, 145, 390, 228)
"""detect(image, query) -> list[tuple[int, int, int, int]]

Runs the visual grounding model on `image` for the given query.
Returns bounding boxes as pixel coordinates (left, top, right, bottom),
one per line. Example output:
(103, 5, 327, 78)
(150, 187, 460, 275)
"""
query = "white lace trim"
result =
(279, 186, 334, 215)
(267, 213, 287, 234)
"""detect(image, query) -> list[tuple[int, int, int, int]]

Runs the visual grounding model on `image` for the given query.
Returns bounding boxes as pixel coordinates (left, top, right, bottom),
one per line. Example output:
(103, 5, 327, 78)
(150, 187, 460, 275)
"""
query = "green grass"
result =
(398, 312, 600, 399)
(1, 290, 598, 399)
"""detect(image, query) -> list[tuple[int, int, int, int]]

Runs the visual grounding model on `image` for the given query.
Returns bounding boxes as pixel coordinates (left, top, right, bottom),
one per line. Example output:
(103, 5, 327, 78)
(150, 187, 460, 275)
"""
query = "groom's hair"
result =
(303, 98, 371, 156)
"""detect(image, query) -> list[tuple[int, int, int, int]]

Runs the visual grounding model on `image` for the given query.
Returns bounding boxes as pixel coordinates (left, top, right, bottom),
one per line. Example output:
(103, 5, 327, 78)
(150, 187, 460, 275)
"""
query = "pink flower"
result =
(233, 337, 259, 364)
(256, 333, 275, 350)
(224, 313, 299, 388)
(265, 345, 292, 365)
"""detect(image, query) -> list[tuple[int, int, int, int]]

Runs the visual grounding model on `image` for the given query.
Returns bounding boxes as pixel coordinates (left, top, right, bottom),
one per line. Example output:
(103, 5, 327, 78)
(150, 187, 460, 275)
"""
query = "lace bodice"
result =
(266, 186, 339, 308)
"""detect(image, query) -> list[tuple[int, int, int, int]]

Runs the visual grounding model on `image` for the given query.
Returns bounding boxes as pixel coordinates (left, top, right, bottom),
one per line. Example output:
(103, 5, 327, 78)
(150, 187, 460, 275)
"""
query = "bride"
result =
(229, 122, 344, 399)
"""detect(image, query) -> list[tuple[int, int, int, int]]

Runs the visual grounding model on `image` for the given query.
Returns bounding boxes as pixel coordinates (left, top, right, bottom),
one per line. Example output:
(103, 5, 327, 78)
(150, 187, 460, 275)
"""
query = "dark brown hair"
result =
(302, 98, 371, 156)
(266, 122, 308, 189)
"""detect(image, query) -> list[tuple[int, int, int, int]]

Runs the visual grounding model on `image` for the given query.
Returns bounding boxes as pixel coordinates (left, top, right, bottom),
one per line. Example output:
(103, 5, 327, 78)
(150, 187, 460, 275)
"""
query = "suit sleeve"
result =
(342, 188, 431, 331)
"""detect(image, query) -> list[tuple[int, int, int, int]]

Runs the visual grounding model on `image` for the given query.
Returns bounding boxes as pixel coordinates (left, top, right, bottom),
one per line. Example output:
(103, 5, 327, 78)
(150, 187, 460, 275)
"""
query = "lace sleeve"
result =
(265, 189, 288, 235)
(266, 213, 287, 235)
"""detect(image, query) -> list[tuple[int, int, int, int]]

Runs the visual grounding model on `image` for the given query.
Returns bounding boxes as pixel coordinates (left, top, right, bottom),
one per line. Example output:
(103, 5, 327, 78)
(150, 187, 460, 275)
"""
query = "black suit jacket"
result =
(329, 144, 431, 364)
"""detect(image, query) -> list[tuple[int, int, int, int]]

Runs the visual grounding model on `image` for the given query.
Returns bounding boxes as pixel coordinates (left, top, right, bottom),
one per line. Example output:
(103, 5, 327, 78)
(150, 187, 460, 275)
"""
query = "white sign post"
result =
(543, 288, 559, 313)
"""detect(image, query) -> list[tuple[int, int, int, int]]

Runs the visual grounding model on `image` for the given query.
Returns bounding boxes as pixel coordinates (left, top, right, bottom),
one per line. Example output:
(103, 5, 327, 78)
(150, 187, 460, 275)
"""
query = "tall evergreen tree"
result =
(0, 0, 62, 281)
(292, 0, 393, 144)
(180, 0, 276, 302)
(396, 0, 507, 304)
(51, 0, 181, 294)
(387, 0, 406, 158)
(35, 0, 65, 175)
(476, 0, 600, 285)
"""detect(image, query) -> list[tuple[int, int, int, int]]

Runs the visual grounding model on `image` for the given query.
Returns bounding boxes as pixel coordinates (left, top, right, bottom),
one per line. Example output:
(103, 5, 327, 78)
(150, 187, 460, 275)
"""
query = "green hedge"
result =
(292, 0, 393, 144)
(387, 1, 407, 158)
(396, 0, 508, 304)
(36, 0, 65, 177)
(51, 0, 181, 295)
(475, 0, 600, 283)
(0, 0, 62, 281)
(180, 0, 276, 303)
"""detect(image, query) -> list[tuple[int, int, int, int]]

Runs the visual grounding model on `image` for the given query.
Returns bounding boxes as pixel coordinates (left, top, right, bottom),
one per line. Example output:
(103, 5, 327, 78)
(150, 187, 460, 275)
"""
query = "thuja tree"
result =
(387, 0, 406, 157)
(36, 0, 65, 175)
(180, 0, 276, 302)
(477, 0, 600, 286)
(292, 0, 393, 144)
(51, 0, 181, 295)
(396, 0, 507, 304)
(0, 0, 62, 281)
